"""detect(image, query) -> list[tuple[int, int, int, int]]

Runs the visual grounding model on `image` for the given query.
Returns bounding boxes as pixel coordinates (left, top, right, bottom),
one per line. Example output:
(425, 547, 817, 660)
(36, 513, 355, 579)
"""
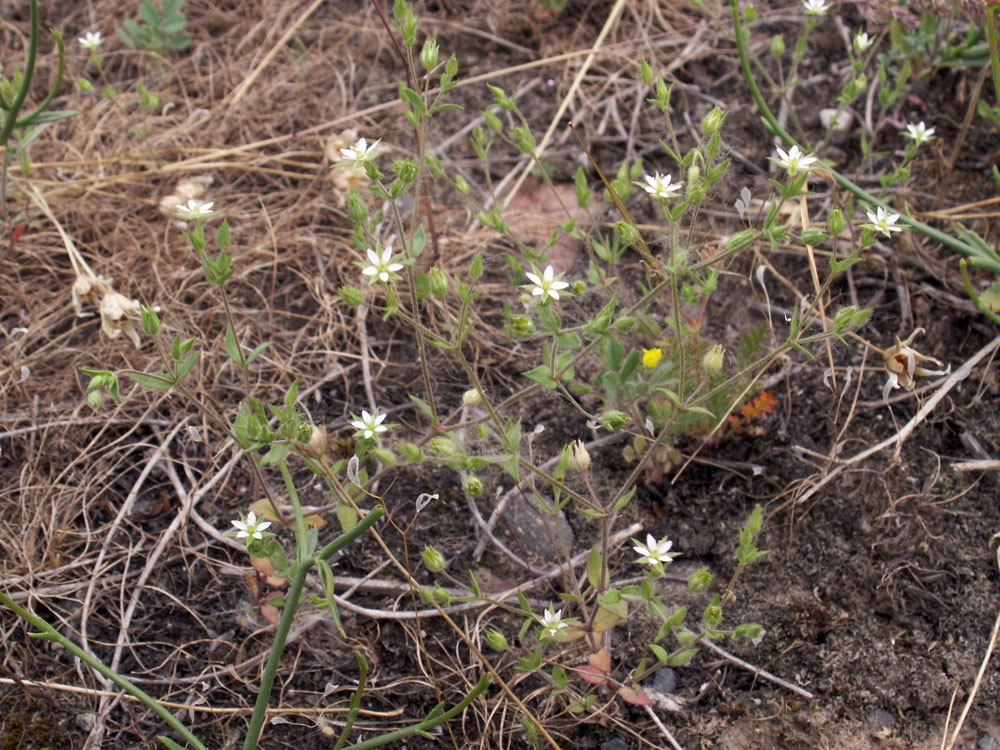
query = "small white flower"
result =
(350, 409, 388, 439)
(525, 265, 569, 304)
(772, 145, 819, 176)
(231, 511, 272, 541)
(881, 328, 949, 401)
(79, 31, 103, 52)
(802, 0, 831, 15)
(175, 198, 216, 220)
(854, 30, 872, 52)
(904, 121, 935, 146)
(638, 172, 683, 201)
(360, 244, 403, 284)
(539, 607, 567, 639)
(633, 533, 677, 566)
(340, 137, 380, 167)
(865, 206, 903, 237)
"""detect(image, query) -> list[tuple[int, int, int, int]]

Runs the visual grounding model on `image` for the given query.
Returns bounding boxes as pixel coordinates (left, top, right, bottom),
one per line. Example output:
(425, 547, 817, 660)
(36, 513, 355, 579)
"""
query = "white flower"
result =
(854, 30, 872, 52)
(340, 137, 380, 167)
(525, 265, 569, 304)
(539, 607, 567, 639)
(231, 511, 272, 541)
(175, 198, 216, 220)
(79, 31, 103, 52)
(638, 172, 683, 201)
(865, 206, 903, 237)
(633, 534, 677, 566)
(802, 0, 831, 15)
(99, 291, 142, 348)
(350, 409, 388, 439)
(772, 145, 818, 176)
(361, 244, 403, 284)
(904, 121, 935, 146)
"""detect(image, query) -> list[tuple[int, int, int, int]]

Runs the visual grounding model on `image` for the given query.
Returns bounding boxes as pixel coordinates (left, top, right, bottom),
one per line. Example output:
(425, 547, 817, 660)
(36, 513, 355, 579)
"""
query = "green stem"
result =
(987, 3, 1000, 107)
(342, 674, 491, 750)
(729, 0, 980, 259)
(278, 459, 309, 562)
(0, 592, 208, 750)
(243, 505, 384, 750)
(0, 0, 37, 149)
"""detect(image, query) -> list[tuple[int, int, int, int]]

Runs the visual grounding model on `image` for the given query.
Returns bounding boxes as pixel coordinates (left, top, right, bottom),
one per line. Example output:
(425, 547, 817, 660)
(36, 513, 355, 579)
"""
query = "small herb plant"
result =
(118, 0, 191, 56)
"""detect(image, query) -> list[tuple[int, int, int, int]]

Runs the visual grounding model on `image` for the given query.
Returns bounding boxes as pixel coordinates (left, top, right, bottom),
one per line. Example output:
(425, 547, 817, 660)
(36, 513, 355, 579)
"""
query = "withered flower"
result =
(882, 328, 950, 401)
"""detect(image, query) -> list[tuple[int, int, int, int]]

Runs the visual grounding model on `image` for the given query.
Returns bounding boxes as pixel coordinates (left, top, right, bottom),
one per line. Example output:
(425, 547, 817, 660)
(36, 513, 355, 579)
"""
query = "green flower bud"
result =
(770, 35, 785, 58)
(339, 285, 364, 307)
(744, 4, 756, 22)
(464, 475, 484, 496)
(420, 587, 434, 603)
(421, 544, 446, 573)
(639, 58, 654, 85)
(687, 566, 714, 592)
(433, 582, 451, 605)
(462, 389, 482, 407)
(429, 436, 460, 457)
(701, 106, 726, 136)
(571, 280, 586, 296)
(615, 220, 639, 246)
(347, 189, 368, 224)
(801, 227, 828, 246)
(484, 628, 508, 651)
(87, 390, 103, 409)
(78, 78, 93, 92)
(428, 266, 449, 298)
(419, 38, 439, 71)
(600, 410, 629, 431)
(702, 344, 725, 374)
(614, 316, 637, 333)
(483, 109, 503, 134)
(395, 158, 418, 184)
(510, 315, 536, 337)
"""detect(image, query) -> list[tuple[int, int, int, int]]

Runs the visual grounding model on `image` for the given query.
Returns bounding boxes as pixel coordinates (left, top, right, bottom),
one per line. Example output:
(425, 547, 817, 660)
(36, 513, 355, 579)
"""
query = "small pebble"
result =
(820, 108, 853, 133)
(979, 736, 999, 750)
(868, 708, 896, 733)
(652, 667, 677, 694)
(600, 740, 628, 750)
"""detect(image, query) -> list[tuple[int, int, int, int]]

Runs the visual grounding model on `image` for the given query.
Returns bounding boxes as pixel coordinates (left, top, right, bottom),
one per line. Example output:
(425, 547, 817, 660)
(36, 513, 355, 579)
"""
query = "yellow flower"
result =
(642, 347, 662, 369)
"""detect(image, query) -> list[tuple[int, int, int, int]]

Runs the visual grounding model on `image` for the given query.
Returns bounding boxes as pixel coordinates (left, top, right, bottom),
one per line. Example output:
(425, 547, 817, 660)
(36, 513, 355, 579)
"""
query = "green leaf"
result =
(649, 643, 669, 664)
(409, 394, 434, 419)
(554, 331, 581, 350)
(157, 737, 186, 750)
(224, 325, 244, 367)
(586, 547, 603, 590)
(522, 365, 558, 389)
(216, 218, 230, 248)
(125, 371, 174, 390)
(245, 341, 271, 366)
(667, 647, 699, 666)
(175, 350, 200, 381)
(260, 442, 292, 465)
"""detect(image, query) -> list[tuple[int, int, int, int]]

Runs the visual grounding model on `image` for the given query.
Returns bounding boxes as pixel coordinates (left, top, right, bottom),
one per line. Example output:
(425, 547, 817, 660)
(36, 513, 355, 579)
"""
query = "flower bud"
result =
(827, 208, 845, 237)
(744, 4, 756, 21)
(702, 344, 725, 374)
(569, 440, 591, 472)
(420, 38, 439, 71)
(339, 285, 364, 307)
(421, 544, 446, 573)
(801, 227, 827, 246)
(462, 389, 482, 407)
(599, 410, 629, 431)
(615, 220, 638, 246)
(484, 628, 508, 651)
(770, 35, 785, 58)
(464, 475, 484, 496)
(571, 280, 587, 296)
(510, 315, 536, 337)
(428, 266, 449, 298)
(687, 566, 714, 592)
(296, 424, 328, 460)
(429, 436, 459, 457)
(347, 189, 368, 224)
(701, 106, 725, 136)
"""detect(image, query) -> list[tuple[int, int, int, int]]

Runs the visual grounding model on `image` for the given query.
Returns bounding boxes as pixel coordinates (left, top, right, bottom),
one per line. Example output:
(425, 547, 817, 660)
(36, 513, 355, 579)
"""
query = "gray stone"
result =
(502, 492, 574, 562)
(979, 736, 999, 750)
(652, 666, 677, 694)
(600, 740, 628, 750)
